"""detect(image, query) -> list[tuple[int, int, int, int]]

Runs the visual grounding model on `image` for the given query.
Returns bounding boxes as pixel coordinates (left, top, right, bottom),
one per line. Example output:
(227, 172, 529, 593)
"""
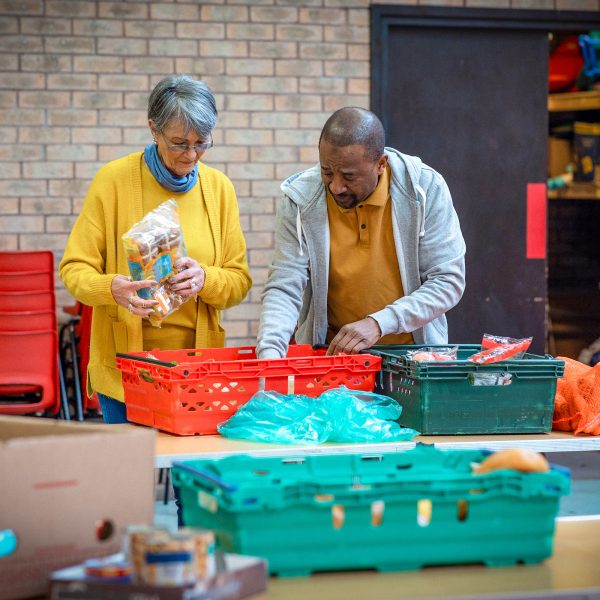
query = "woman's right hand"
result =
(111, 275, 159, 318)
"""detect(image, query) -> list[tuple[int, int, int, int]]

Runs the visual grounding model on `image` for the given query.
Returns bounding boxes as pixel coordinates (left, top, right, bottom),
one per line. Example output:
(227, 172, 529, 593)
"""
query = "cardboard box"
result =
(0, 416, 156, 600)
(548, 136, 573, 178)
(49, 553, 268, 600)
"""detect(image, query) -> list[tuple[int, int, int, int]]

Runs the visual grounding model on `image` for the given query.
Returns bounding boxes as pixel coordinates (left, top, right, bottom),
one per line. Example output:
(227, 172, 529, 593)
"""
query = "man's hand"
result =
(326, 317, 382, 355)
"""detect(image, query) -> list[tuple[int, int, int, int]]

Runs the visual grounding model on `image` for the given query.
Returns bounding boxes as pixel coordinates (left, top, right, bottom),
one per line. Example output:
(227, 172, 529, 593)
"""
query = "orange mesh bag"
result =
(553, 357, 600, 435)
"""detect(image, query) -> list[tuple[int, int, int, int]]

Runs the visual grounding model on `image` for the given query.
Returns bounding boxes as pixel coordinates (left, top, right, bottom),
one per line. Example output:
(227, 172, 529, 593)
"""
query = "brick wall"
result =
(1, 0, 598, 347)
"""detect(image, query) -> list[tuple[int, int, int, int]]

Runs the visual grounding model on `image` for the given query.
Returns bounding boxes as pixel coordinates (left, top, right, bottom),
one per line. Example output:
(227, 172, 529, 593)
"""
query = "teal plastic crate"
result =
(369, 344, 565, 435)
(172, 446, 570, 576)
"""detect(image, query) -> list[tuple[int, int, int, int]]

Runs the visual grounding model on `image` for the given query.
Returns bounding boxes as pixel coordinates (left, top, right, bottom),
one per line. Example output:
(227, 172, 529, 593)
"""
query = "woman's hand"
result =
(169, 257, 205, 297)
(111, 275, 158, 318)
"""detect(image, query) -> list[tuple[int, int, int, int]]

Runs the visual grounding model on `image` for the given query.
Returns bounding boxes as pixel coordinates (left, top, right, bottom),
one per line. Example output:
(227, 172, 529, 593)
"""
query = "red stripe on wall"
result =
(526, 183, 546, 259)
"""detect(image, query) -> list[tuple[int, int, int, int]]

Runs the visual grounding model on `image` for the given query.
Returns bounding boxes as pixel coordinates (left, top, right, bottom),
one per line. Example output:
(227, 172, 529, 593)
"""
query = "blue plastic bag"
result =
(217, 386, 418, 445)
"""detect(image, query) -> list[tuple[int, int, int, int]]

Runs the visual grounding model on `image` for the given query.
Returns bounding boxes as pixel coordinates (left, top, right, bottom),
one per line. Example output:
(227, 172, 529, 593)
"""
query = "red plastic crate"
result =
(116, 345, 382, 436)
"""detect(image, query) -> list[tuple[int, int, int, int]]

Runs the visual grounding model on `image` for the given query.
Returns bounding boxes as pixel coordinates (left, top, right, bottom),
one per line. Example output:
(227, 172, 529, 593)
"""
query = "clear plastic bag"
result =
(122, 199, 191, 327)
(406, 346, 458, 362)
(217, 385, 418, 445)
(467, 334, 532, 364)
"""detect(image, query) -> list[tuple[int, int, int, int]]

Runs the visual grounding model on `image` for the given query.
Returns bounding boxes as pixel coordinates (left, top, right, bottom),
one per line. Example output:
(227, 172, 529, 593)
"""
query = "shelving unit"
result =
(548, 181, 600, 200)
(548, 89, 600, 112)
(547, 86, 600, 358)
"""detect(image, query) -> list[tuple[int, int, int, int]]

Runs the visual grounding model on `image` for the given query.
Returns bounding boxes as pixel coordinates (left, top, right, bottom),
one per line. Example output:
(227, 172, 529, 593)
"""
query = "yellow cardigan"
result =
(59, 152, 252, 402)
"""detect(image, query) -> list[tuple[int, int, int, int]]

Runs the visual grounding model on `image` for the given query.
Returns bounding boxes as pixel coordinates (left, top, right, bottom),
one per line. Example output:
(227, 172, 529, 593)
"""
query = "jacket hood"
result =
(280, 146, 426, 211)
(281, 147, 430, 250)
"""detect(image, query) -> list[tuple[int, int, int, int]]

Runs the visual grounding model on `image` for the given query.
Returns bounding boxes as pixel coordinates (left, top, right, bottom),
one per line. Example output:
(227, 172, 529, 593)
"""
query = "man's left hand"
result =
(326, 317, 382, 355)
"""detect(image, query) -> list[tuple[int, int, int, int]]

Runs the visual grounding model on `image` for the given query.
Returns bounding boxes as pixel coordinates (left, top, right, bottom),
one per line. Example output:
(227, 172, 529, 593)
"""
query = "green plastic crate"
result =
(369, 344, 565, 435)
(172, 446, 570, 577)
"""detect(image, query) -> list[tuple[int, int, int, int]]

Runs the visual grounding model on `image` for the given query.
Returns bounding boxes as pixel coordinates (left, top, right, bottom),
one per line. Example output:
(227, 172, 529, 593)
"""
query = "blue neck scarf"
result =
(143, 143, 198, 193)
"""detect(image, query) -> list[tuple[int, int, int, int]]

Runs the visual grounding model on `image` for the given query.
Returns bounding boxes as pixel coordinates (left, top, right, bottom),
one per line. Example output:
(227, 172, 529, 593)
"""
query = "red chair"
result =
(0, 250, 54, 272)
(0, 290, 55, 312)
(0, 329, 60, 415)
(0, 250, 67, 418)
(0, 310, 56, 332)
(60, 301, 99, 419)
(0, 250, 54, 293)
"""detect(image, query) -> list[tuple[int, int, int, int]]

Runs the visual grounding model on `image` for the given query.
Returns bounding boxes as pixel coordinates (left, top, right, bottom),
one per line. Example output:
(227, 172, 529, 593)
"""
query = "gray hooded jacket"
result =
(257, 147, 466, 359)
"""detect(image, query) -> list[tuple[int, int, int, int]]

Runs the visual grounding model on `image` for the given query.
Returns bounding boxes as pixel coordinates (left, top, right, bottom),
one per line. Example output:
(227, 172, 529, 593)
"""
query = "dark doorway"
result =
(371, 7, 600, 355)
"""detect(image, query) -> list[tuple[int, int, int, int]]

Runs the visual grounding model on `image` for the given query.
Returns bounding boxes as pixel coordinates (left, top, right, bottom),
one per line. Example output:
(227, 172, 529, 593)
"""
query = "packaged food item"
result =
(84, 556, 132, 582)
(142, 533, 196, 586)
(177, 528, 216, 580)
(123, 525, 216, 584)
(122, 199, 190, 327)
(406, 346, 458, 362)
(467, 334, 532, 364)
(122, 524, 168, 581)
(473, 448, 550, 474)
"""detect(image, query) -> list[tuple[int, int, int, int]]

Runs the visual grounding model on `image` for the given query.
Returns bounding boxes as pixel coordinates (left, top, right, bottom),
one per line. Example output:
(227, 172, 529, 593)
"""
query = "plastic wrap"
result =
(122, 199, 191, 327)
(467, 334, 532, 364)
(217, 386, 418, 445)
(406, 346, 458, 361)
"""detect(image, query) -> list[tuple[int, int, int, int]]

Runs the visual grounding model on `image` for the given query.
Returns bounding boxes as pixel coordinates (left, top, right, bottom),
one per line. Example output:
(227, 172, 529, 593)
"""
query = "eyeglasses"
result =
(160, 132, 213, 154)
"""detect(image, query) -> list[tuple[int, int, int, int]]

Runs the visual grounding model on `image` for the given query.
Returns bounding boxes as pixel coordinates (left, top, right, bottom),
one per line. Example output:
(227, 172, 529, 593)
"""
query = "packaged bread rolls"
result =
(122, 199, 190, 327)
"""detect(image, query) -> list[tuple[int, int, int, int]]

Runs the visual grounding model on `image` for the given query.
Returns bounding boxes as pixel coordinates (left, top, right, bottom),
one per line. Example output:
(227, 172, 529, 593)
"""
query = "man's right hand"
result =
(326, 316, 382, 355)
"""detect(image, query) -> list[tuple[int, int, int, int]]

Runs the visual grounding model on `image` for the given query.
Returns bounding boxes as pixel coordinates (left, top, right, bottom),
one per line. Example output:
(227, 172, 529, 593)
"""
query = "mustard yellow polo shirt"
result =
(326, 165, 414, 345)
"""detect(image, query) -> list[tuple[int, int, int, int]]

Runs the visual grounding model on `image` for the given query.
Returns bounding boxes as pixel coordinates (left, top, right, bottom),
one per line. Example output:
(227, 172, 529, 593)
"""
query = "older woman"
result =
(60, 75, 252, 424)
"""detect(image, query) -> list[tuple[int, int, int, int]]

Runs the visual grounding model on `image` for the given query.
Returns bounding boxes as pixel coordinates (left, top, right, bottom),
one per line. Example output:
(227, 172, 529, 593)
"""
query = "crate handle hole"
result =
(361, 455, 383, 462)
(417, 499, 432, 527)
(457, 499, 469, 522)
(371, 500, 384, 527)
(139, 370, 154, 383)
(253, 469, 270, 477)
(314, 493, 334, 503)
(332, 504, 345, 529)
(282, 458, 305, 465)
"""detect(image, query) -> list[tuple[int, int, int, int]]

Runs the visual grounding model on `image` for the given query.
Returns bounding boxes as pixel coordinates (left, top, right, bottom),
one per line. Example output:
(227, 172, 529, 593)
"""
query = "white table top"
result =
(152, 428, 600, 468)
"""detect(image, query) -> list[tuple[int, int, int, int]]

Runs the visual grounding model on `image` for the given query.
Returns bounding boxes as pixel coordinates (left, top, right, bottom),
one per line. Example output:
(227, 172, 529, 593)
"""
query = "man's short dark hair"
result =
(319, 107, 385, 162)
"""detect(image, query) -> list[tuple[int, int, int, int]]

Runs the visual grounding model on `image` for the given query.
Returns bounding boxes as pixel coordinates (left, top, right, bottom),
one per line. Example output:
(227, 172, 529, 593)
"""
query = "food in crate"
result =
(172, 445, 570, 576)
(369, 344, 564, 434)
(406, 346, 458, 361)
(467, 333, 533, 364)
(473, 448, 550, 474)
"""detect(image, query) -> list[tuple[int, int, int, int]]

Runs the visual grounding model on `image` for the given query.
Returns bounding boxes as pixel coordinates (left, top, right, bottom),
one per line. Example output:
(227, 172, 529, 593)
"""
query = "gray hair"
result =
(320, 107, 385, 162)
(148, 75, 217, 138)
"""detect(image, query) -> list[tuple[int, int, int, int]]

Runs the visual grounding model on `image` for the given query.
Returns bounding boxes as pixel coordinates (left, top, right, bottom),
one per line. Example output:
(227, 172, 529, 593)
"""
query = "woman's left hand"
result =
(169, 256, 205, 297)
